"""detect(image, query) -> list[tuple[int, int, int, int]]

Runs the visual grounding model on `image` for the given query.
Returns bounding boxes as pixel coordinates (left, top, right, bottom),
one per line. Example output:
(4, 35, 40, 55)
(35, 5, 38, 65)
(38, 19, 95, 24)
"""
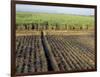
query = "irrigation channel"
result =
(41, 31, 53, 71)
(41, 31, 60, 71)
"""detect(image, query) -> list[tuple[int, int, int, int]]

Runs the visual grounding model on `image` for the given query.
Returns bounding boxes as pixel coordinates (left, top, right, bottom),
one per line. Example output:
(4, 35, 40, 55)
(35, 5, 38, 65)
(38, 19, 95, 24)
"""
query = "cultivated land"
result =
(15, 12, 95, 74)
(16, 12, 94, 30)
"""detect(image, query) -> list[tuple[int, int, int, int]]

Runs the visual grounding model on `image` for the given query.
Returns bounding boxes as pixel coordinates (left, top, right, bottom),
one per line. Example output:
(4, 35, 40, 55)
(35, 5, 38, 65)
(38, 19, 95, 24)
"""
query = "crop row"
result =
(16, 35, 48, 74)
(46, 34, 95, 71)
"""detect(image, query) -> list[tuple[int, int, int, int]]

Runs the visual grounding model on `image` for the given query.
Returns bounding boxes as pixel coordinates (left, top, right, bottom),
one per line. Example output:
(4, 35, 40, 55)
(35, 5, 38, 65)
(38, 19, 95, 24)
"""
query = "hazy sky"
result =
(16, 4, 94, 16)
